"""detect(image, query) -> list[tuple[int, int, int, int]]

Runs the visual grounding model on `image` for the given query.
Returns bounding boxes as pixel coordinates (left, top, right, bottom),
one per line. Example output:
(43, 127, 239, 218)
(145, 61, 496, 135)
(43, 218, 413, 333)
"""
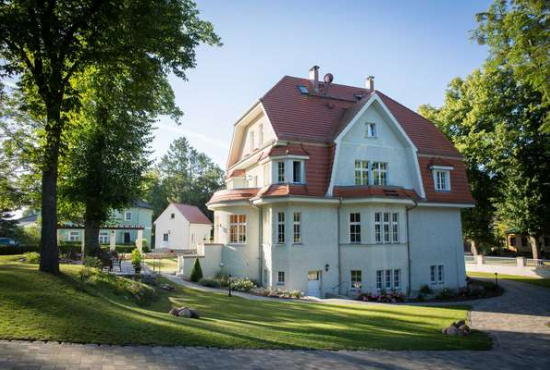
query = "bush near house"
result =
(0, 245, 39, 255)
(190, 258, 203, 282)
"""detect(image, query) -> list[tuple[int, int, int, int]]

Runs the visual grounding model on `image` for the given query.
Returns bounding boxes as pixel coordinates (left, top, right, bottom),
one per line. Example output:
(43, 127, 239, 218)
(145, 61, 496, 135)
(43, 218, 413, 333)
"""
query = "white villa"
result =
(183, 66, 474, 298)
(154, 203, 212, 250)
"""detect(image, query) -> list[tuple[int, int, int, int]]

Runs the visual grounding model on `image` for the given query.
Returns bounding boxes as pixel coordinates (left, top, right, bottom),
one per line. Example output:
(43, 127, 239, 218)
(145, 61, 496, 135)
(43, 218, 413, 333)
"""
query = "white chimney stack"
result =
(366, 76, 375, 91)
(309, 65, 320, 93)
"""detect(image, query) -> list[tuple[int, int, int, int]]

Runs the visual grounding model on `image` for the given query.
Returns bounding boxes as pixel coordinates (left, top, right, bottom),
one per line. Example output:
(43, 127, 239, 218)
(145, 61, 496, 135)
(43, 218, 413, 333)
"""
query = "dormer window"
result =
(292, 161, 304, 184)
(434, 170, 450, 191)
(277, 162, 285, 183)
(365, 122, 377, 138)
(431, 165, 453, 192)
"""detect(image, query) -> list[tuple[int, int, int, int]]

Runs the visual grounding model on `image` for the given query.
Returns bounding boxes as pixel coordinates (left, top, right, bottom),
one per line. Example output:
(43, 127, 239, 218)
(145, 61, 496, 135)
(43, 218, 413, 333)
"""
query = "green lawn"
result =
(144, 258, 178, 273)
(468, 271, 550, 290)
(0, 257, 491, 350)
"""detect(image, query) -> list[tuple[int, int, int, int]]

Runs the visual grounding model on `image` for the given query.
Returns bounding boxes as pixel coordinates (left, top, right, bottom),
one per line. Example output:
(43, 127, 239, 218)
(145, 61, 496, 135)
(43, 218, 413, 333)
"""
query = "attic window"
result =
(297, 85, 309, 94)
(365, 123, 376, 138)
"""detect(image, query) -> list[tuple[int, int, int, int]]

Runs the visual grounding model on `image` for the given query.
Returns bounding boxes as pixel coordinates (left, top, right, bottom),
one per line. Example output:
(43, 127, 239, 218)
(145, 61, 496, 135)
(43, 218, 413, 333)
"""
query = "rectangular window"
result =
(375, 212, 382, 243)
(392, 213, 399, 243)
(376, 270, 383, 290)
(277, 162, 285, 183)
(99, 232, 109, 244)
(69, 231, 80, 242)
(372, 162, 388, 186)
(277, 271, 285, 285)
(293, 212, 301, 243)
(277, 212, 285, 243)
(365, 122, 376, 138)
(229, 215, 247, 243)
(125, 211, 132, 221)
(385, 269, 392, 290)
(438, 265, 444, 284)
(163, 233, 169, 242)
(354, 160, 369, 185)
(430, 265, 436, 284)
(349, 213, 361, 243)
(383, 212, 390, 243)
(351, 270, 362, 288)
(292, 161, 302, 183)
(170, 213, 175, 219)
(394, 269, 401, 290)
(510, 237, 517, 246)
(434, 170, 450, 191)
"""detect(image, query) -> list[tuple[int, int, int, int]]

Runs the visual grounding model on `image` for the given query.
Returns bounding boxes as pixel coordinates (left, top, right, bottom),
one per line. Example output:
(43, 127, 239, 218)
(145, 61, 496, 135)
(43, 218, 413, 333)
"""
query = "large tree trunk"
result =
(39, 165, 60, 273)
(530, 235, 540, 260)
(84, 217, 101, 258)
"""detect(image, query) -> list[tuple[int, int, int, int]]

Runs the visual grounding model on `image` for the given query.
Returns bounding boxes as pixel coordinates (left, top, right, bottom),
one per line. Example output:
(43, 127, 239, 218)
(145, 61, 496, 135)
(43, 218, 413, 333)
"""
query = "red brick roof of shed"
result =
(172, 203, 211, 224)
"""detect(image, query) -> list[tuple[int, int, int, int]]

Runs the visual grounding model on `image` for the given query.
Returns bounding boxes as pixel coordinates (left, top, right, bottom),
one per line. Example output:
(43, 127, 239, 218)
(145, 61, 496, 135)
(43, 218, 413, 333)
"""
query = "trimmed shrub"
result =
(23, 252, 40, 264)
(231, 277, 256, 292)
(435, 288, 455, 300)
(199, 277, 221, 288)
(190, 258, 203, 282)
(419, 284, 433, 295)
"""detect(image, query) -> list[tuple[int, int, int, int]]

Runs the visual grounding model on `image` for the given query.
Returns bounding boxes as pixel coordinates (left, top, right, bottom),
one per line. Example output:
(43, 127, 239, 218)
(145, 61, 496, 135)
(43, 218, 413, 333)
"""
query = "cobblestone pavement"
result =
(1, 279, 549, 370)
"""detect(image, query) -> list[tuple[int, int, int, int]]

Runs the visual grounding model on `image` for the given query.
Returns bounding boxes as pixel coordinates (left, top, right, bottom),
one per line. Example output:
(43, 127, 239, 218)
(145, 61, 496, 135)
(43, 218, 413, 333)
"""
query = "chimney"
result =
(309, 65, 320, 93)
(366, 75, 375, 91)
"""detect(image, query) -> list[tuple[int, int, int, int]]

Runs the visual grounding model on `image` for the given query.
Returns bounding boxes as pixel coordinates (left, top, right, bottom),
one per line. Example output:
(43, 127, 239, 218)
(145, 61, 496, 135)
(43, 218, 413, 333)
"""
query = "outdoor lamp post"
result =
(495, 272, 498, 288)
(228, 274, 232, 297)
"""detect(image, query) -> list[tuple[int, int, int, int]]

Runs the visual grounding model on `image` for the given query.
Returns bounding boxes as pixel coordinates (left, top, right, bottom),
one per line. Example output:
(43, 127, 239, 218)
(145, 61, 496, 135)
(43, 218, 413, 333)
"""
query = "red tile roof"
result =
(208, 188, 261, 204)
(418, 157, 474, 204)
(260, 76, 461, 158)
(172, 203, 212, 224)
(333, 186, 420, 200)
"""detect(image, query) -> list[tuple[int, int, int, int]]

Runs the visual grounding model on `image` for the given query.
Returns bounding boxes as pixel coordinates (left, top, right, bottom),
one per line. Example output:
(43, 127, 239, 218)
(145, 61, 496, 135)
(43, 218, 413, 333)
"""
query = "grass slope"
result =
(0, 257, 491, 350)
(468, 272, 550, 290)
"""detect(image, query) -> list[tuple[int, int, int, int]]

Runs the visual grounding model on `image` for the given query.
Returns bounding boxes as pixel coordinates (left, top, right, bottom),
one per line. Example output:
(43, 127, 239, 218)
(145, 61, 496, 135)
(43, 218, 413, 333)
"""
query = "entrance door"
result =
(123, 232, 131, 244)
(307, 270, 322, 298)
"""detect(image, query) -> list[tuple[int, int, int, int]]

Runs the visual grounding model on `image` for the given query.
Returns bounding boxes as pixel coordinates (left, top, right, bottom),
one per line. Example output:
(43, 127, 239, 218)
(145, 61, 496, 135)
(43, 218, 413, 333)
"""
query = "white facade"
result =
(204, 90, 470, 298)
(154, 204, 212, 250)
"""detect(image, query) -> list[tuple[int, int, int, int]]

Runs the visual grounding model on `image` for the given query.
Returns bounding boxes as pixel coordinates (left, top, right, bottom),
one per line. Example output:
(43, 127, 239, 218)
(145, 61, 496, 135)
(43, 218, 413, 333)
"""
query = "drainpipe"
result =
(405, 200, 418, 297)
(337, 197, 343, 295)
(252, 202, 263, 286)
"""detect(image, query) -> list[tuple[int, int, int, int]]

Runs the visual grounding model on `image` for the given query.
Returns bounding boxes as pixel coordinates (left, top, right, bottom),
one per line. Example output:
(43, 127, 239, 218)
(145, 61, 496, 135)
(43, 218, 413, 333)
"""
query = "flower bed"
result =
(356, 291, 406, 303)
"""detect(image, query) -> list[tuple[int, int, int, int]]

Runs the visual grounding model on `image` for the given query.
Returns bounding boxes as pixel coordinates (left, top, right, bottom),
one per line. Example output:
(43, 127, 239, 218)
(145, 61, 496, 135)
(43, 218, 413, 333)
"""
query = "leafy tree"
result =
(156, 137, 224, 219)
(0, 0, 220, 273)
(473, 0, 550, 132)
(190, 258, 203, 282)
(59, 63, 181, 257)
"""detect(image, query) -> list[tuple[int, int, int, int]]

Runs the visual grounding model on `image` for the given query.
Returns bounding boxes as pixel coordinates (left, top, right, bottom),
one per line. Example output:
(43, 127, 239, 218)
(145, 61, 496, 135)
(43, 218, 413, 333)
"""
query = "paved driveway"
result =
(1, 279, 549, 370)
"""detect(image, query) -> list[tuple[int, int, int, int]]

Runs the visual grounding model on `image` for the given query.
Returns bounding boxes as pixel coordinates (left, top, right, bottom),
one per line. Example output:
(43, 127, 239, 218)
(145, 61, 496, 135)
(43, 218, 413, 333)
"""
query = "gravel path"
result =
(1, 279, 549, 369)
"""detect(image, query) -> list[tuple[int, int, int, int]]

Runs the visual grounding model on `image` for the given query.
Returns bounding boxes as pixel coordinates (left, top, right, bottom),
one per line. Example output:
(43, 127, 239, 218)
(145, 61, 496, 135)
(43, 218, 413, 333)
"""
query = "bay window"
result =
(229, 215, 247, 244)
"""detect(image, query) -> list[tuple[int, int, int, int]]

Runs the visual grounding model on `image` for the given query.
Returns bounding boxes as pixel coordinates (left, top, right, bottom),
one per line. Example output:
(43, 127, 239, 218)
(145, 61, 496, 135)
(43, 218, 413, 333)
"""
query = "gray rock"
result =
(178, 309, 192, 318)
(444, 326, 459, 335)
(160, 284, 175, 292)
(169, 307, 181, 316)
(456, 320, 466, 327)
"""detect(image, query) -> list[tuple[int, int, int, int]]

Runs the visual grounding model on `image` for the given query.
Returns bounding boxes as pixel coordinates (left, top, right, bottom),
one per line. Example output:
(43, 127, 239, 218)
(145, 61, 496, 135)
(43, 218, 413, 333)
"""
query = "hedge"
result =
(0, 245, 40, 255)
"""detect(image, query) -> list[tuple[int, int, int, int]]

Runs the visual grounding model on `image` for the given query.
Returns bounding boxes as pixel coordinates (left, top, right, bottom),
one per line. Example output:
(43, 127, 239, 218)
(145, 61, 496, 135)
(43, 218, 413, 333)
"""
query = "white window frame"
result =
(351, 270, 362, 289)
(392, 213, 399, 243)
(277, 212, 285, 244)
(277, 162, 285, 183)
(99, 232, 109, 244)
(163, 233, 169, 242)
(69, 231, 80, 242)
(385, 269, 392, 290)
(277, 271, 285, 285)
(393, 269, 401, 290)
(376, 270, 383, 290)
(354, 160, 369, 185)
(125, 211, 132, 221)
(292, 160, 304, 184)
(372, 162, 388, 186)
(434, 170, 451, 191)
(375, 212, 382, 243)
(438, 265, 444, 284)
(365, 122, 377, 138)
(293, 212, 301, 244)
(383, 212, 390, 243)
(430, 265, 436, 284)
(349, 212, 361, 244)
(229, 214, 247, 244)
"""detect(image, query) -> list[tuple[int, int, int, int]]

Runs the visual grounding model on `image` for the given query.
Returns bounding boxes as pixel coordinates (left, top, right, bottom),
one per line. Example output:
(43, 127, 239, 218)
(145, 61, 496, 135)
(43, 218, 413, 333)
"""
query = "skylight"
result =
(297, 85, 309, 94)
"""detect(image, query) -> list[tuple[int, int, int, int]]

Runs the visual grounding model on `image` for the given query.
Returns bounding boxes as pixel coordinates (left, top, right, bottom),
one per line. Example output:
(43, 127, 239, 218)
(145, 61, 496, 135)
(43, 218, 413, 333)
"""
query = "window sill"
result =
(276, 282, 285, 286)
(434, 189, 451, 193)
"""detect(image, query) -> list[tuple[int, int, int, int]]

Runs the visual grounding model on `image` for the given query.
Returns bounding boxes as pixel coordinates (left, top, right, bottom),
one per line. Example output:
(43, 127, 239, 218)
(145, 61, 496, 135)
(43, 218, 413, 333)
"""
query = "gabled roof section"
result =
(260, 76, 460, 158)
(172, 203, 211, 224)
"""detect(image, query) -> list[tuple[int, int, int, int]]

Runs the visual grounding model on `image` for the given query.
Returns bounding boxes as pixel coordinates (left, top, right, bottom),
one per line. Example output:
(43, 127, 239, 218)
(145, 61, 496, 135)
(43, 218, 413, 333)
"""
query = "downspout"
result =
(405, 200, 418, 297)
(252, 202, 263, 286)
(337, 197, 343, 295)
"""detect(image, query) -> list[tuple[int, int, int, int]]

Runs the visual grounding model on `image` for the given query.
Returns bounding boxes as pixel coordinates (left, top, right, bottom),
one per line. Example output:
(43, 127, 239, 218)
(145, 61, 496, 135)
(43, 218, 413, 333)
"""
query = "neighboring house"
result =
(198, 66, 474, 298)
(505, 231, 550, 256)
(154, 203, 212, 250)
(18, 200, 154, 247)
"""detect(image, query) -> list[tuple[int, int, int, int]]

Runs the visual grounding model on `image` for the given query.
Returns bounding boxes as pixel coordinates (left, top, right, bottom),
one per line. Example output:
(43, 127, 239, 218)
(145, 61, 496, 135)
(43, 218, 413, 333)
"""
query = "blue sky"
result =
(152, 0, 492, 168)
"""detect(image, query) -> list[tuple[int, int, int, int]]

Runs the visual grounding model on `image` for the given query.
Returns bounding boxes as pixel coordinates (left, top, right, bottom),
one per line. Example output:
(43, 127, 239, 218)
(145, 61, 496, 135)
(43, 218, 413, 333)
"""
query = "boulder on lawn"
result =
(171, 306, 200, 319)
(160, 283, 175, 292)
(458, 324, 471, 334)
(442, 321, 471, 336)
(169, 307, 181, 316)
(443, 325, 459, 335)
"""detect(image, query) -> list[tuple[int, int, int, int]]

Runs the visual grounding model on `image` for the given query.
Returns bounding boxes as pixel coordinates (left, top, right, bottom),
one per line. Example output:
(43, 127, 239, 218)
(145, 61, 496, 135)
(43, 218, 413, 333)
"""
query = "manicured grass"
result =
(0, 259, 491, 350)
(468, 272, 550, 290)
(144, 258, 178, 273)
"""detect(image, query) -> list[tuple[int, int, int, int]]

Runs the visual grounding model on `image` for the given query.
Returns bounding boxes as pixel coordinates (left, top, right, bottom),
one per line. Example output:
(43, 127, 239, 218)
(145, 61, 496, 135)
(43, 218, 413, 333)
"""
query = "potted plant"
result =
(131, 248, 142, 274)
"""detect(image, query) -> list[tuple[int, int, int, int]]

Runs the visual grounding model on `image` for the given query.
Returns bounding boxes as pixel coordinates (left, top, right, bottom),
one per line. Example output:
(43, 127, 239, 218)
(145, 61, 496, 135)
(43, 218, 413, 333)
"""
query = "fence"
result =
(465, 255, 550, 278)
